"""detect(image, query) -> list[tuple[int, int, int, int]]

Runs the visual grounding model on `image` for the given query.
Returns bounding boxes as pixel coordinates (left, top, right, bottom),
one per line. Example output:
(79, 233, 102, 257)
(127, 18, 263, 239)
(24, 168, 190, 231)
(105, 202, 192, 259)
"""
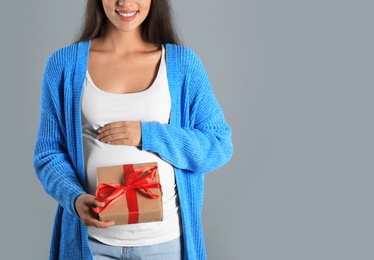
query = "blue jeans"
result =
(88, 236, 183, 260)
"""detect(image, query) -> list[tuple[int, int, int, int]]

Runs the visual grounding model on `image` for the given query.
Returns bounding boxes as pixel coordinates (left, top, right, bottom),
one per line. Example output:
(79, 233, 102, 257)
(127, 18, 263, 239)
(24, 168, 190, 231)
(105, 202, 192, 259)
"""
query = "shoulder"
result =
(165, 44, 200, 61)
(165, 44, 195, 56)
(45, 41, 89, 72)
(47, 42, 79, 66)
(165, 44, 206, 73)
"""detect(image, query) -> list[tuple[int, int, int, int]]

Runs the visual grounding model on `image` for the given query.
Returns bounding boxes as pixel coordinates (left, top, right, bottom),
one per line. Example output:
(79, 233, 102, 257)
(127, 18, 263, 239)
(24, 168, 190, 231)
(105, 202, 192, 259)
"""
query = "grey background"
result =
(1, 0, 373, 259)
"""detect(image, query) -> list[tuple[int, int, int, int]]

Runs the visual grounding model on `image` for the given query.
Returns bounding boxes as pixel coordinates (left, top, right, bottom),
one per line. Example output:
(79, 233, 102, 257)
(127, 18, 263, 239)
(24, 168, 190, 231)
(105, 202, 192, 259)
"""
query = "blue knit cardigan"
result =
(34, 41, 233, 260)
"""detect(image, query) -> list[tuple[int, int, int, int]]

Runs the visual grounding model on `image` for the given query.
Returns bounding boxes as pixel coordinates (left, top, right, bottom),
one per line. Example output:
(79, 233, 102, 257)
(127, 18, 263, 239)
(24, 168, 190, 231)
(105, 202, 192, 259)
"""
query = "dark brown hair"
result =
(75, 0, 180, 45)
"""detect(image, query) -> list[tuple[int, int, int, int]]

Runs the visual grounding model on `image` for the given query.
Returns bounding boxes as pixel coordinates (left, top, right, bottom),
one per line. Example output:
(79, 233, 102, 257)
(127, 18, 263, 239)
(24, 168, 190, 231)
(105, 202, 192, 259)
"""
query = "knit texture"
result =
(34, 41, 233, 260)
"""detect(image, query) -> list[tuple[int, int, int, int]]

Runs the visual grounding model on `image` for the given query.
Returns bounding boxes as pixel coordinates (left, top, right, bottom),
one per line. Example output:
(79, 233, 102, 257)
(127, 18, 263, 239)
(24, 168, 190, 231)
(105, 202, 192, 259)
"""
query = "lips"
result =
(116, 10, 137, 18)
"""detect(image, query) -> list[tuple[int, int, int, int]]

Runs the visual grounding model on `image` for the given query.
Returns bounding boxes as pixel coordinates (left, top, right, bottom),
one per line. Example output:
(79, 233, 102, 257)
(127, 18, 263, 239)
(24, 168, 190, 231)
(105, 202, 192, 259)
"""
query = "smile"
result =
(116, 11, 137, 17)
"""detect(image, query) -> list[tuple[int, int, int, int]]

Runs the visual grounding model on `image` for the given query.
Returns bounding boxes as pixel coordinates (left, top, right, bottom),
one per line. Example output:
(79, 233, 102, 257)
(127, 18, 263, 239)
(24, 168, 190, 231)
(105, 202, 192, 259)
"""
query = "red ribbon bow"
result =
(93, 165, 161, 224)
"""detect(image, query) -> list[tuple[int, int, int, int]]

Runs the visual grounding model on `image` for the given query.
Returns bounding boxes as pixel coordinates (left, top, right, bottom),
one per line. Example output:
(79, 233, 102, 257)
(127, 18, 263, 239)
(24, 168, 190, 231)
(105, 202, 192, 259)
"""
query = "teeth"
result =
(118, 11, 136, 17)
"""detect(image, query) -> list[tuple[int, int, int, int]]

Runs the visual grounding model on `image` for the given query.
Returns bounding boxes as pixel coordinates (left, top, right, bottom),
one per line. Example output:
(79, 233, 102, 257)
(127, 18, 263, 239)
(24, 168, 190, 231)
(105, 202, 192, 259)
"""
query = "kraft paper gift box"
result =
(94, 162, 163, 225)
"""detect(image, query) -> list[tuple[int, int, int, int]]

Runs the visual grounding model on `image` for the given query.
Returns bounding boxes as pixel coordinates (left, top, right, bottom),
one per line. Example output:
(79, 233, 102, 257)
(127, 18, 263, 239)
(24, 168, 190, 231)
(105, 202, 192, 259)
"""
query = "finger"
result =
(85, 195, 101, 207)
(93, 199, 105, 208)
(99, 134, 128, 144)
(82, 213, 115, 228)
(97, 128, 127, 140)
(91, 218, 116, 228)
(106, 139, 130, 145)
(77, 194, 96, 207)
(105, 137, 140, 146)
(98, 122, 127, 134)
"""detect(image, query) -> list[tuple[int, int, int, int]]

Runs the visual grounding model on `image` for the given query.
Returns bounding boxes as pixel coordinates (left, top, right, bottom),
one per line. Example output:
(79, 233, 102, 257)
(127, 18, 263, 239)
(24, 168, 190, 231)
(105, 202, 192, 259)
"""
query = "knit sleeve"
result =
(33, 52, 85, 216)
(141, 47, 233, 173)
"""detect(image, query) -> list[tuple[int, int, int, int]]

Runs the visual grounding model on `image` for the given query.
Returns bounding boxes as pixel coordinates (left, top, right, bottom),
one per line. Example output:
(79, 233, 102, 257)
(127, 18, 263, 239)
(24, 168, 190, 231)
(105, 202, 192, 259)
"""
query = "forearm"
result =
(33, 114, 86, 216)
(141, 120, 233, 173)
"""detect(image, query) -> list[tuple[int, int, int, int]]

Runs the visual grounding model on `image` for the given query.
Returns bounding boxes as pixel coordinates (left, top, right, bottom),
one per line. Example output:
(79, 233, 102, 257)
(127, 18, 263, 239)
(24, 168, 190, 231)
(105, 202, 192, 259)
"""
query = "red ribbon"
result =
(93, 165, 161, 224)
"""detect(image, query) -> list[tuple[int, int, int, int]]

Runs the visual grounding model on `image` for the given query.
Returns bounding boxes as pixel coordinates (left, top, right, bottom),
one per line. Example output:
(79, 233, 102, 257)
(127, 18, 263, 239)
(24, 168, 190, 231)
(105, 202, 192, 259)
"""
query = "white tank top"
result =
(81, 45, 182, 246)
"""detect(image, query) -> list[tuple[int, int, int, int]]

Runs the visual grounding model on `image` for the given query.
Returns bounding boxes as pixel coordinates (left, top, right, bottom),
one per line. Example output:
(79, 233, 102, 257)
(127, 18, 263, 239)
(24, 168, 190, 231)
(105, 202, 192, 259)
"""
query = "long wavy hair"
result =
(75, 0, 180, 45)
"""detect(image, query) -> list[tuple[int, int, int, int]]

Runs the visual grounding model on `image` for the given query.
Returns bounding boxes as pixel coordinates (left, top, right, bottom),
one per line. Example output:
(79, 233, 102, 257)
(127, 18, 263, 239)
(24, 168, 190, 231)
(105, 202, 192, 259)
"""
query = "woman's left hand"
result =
(97, 121, 141, 146)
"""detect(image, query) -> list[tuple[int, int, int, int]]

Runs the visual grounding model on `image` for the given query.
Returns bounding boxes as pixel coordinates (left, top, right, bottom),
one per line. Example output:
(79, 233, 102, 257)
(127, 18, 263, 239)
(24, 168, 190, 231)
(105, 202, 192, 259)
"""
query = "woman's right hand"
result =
(74, 193, 115, 228)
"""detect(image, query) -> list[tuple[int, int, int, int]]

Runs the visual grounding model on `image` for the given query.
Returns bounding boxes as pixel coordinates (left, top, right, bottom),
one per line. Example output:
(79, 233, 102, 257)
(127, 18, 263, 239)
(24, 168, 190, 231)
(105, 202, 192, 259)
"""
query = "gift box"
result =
(94, 162, 163, 225)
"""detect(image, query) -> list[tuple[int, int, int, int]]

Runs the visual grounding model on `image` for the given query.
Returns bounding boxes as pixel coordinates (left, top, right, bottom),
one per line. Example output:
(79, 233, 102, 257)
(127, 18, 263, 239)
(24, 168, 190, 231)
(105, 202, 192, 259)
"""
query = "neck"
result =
(98, 25, 152, 54)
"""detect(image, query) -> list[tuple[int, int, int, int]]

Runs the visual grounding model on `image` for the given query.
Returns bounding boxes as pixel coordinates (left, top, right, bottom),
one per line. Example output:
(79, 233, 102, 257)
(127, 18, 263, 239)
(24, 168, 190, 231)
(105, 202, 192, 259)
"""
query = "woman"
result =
(34, 0, 233, 259)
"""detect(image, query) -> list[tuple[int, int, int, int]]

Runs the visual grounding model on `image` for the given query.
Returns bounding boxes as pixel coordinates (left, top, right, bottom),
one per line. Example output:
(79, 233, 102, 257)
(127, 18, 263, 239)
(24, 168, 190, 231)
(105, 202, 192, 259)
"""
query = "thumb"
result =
(82, 194, 103, 207)
(93, 198, 105, 208)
